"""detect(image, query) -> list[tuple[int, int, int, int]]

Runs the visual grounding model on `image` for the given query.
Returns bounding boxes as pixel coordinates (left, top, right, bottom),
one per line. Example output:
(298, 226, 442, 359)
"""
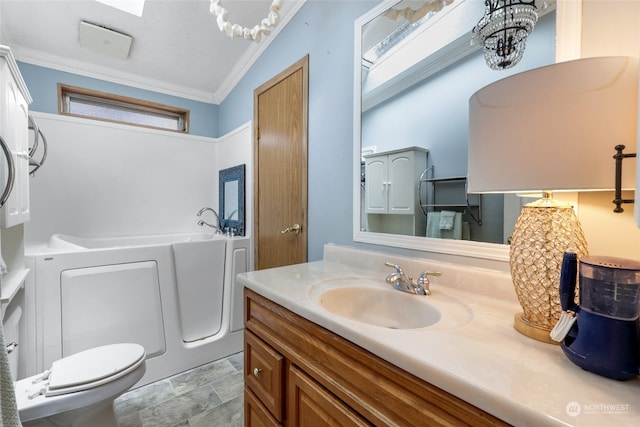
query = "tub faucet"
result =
(384, 262, 441, 296)
(197, 207, 221, 233)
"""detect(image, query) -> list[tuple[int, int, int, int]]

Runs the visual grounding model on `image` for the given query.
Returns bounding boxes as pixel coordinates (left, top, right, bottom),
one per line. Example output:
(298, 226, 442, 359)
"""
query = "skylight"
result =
(95, 0, 146, 17)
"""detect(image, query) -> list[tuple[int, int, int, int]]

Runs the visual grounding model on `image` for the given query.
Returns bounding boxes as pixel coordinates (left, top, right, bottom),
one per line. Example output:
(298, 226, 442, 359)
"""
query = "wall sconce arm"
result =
(613, 145, 636, 213)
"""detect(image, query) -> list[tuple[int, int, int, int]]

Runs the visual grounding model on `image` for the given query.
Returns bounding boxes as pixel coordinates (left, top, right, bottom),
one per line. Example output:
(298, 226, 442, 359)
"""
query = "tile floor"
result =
(115, 352, 244, 427)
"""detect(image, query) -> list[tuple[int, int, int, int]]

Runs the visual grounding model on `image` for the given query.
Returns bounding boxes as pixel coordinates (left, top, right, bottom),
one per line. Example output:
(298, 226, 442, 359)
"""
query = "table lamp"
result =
(468, 56, 639, 343)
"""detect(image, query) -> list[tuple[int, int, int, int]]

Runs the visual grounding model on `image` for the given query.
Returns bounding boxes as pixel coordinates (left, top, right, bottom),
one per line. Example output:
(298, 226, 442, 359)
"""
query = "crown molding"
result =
(214, 0, 306, 103)
(13, 45, 219, 104)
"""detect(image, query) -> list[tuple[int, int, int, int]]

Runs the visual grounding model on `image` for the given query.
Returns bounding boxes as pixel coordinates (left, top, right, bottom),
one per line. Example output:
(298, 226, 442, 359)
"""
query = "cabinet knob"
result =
(253, 367, 262, 377)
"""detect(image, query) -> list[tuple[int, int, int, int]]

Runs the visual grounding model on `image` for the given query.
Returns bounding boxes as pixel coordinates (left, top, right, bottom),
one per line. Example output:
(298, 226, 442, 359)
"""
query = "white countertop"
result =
(237, 244, 640, 427)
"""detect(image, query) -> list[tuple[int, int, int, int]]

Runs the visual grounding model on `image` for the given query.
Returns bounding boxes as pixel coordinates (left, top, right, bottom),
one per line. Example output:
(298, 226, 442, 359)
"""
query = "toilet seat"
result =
(15, 343, 147, 424)
(46, 343, 145, 396)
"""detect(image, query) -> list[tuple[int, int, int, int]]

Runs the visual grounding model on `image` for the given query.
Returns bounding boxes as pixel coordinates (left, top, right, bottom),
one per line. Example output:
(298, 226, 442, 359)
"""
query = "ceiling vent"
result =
(79, 21, 132, 59)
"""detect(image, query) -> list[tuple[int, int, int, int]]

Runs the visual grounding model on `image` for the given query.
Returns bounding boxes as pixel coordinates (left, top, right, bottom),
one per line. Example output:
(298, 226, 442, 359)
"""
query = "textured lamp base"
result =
(510, 195, 588, 344)
(514, 312, 556, 344)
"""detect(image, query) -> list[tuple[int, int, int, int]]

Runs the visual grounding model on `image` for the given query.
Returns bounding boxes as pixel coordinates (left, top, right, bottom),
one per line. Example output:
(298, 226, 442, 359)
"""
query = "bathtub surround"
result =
(25, 113, 252, 243)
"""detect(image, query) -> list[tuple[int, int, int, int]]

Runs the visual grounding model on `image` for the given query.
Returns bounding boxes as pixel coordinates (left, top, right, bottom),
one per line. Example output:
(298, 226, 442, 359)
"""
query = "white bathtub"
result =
(47, 232, 218, 250)
(23, 233, 252, 387)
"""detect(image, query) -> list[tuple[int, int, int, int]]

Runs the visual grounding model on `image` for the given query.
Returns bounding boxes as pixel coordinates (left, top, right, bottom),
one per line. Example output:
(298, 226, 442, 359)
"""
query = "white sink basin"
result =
(308, 278, 472, 330)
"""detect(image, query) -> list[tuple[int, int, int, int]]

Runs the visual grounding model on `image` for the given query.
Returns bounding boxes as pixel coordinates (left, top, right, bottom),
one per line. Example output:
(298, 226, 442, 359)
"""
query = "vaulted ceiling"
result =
(0, 0, 303, 103)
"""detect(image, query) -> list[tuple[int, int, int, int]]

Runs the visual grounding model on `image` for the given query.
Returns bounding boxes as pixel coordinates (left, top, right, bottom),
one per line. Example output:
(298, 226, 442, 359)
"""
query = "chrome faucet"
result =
(416, 270, 442, 296)
(197, 207, 222, 233)
(385, 262, 441, 296)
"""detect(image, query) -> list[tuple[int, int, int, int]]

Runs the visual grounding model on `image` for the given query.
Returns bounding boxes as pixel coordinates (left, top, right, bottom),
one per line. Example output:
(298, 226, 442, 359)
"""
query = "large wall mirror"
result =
(353, 0, 566, 261)
(219, 164, 245, 236)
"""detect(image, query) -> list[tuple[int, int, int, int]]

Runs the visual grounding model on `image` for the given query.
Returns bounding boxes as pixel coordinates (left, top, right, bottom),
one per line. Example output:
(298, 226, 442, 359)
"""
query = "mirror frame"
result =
(352, 0, 581, 262)
(219, 163, 246, 236)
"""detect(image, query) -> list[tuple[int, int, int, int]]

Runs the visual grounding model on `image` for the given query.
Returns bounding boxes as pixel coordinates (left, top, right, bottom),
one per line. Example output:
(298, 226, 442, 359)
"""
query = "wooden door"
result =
(253, 56, 308, 270)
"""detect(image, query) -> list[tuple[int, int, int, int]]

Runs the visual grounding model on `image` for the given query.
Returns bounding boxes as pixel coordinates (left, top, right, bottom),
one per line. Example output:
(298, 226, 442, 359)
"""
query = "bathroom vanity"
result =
(243, 288, 505, 426)
(238, 245, 640, 427)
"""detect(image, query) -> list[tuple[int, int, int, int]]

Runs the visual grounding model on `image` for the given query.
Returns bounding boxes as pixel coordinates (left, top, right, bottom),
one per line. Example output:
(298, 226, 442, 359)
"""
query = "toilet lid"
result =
(46, 343, 145, 396)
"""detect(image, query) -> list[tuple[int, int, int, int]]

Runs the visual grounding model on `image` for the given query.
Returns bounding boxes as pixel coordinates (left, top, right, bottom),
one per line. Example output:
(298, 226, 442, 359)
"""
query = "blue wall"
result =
(18, 62, 219, 137)
(219, 0, 378, 261)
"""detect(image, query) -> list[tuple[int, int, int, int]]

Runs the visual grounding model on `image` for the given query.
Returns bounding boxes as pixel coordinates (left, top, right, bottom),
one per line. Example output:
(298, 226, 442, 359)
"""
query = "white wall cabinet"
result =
(0, 46, 31, 228)
(0, 46, 32, 358)
(364, 147, 427, 235)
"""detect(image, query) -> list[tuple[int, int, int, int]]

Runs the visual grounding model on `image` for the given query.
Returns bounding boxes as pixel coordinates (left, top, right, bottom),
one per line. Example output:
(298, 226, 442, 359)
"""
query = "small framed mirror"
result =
(219, 164, 245, 236)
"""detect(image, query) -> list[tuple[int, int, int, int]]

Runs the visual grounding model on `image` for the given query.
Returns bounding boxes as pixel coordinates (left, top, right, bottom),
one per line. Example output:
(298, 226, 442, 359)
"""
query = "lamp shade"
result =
(468, 56, 638, 193)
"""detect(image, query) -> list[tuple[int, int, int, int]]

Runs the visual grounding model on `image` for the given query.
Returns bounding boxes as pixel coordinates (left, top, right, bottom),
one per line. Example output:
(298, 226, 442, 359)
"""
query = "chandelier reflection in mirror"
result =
(363, 0, 455, 66)
(472, 0, 539, 70)
(210, 0, 282, 42)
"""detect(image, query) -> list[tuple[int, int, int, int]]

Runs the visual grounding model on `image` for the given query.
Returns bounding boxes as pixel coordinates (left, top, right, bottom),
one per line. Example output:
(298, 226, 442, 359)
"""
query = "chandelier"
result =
(472, 0, 539, 70)
(210, 0, 282, 42)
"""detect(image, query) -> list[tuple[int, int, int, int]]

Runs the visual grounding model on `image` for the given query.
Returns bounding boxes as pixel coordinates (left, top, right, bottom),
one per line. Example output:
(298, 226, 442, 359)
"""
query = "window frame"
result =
(57, 84, 190, 133)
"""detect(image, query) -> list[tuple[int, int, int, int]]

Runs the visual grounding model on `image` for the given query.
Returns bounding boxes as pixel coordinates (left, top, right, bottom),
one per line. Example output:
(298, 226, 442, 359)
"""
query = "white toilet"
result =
(13, 343, 146, 427)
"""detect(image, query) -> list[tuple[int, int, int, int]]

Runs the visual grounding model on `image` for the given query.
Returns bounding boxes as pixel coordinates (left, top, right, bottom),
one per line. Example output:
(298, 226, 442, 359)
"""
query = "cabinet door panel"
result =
(245, 387, 283, 427)
(388, 152, 414, 213)
(245, 330, 285, 422)
(287, 364, 371, 427)
(0, 60, 29, 227)
(364, 157, 387, 213)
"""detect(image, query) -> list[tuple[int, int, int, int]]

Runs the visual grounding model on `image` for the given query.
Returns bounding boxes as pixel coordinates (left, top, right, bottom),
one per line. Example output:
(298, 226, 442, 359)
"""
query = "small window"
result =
(58, 84, 189, 133)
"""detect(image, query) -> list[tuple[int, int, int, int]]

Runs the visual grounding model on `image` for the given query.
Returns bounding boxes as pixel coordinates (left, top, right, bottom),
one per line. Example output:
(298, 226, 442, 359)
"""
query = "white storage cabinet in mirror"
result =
(364, 147, 427, 236)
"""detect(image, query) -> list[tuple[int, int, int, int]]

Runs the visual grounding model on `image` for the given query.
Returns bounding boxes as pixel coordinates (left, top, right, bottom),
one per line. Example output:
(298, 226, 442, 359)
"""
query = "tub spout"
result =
(197, 207, 222, 233)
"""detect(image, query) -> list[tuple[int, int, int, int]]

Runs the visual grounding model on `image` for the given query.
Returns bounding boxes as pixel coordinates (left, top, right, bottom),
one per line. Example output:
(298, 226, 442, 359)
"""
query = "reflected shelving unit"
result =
(419, 168, 482, 226)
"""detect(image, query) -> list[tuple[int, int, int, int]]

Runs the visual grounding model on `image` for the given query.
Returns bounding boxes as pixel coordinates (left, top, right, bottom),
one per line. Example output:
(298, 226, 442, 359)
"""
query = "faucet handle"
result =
(384, 262, 404, 285)
(416, 271, 441, 296)
(417, 271, 441, 282)
(384, 262, 404, 275)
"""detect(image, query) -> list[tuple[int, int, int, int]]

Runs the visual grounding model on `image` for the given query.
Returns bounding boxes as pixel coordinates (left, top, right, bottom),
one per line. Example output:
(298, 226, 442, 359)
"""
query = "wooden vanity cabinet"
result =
(244, 289, 509, 427)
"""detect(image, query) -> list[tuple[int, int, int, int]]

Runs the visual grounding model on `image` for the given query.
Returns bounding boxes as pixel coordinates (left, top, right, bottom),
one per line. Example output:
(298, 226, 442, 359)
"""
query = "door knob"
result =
(281, 223, 302, 235)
